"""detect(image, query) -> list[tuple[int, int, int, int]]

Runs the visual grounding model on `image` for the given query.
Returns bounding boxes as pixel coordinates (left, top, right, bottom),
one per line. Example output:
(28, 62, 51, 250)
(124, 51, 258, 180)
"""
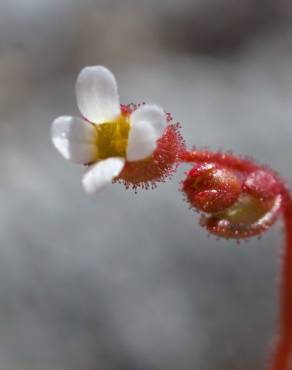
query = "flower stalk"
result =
(270, 196, 292, 370)
(180, 148, 292, 370)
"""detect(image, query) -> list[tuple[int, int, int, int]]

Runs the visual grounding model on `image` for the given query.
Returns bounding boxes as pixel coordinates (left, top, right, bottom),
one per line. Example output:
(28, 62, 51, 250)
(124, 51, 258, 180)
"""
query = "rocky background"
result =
(1, 0, 292, 369)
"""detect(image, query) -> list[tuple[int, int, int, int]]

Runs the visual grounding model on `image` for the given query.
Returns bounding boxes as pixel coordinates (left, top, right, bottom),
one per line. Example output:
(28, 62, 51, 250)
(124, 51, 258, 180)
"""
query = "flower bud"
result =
(243, 170, 280, 200)
(200, 193, 282, 239)
(182, 163, 241, 213)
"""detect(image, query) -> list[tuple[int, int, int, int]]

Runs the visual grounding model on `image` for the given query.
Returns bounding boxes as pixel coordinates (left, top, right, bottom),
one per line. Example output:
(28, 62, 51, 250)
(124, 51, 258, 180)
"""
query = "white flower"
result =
(51, 66, 167, 193)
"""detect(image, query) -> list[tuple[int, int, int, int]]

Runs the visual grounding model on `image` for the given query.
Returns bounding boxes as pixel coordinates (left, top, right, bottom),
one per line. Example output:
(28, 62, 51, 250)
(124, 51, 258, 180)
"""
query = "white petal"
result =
(76, 66, 120, 124)
(126, 121, 158, 161)
(127, 104, 167, 161)
(131, 104, 167, 137)
(82, 157, 125, 194)
(51, 116, 98, 164)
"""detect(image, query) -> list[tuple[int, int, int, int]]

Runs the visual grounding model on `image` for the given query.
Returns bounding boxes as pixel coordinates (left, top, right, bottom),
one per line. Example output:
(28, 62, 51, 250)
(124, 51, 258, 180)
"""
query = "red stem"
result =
(179, 150, 259, 173)
(270, 194, 292, 370)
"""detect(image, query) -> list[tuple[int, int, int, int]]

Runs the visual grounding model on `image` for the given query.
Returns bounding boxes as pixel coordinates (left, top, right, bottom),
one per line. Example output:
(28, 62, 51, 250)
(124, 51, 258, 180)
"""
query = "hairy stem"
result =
(270, 195, 292, 370)
(179, 149, 259, 173)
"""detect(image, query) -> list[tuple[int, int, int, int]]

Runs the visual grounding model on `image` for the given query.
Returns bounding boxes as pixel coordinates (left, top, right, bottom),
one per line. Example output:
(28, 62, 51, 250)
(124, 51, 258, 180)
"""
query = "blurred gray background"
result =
(1, 0, 292, 369)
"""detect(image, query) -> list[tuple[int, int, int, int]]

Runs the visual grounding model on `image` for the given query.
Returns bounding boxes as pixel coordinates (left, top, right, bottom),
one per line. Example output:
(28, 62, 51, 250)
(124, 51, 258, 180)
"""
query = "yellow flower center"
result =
(95, 113, 130, 159)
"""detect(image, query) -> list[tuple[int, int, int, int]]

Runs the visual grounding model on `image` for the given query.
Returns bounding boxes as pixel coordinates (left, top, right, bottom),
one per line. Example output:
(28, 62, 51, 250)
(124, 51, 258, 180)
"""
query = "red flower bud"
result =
(182, 163, 241, 213)
(181, 151, 286, 239)
(243, 170, 281, 200)
(201, 193, 283, 239)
